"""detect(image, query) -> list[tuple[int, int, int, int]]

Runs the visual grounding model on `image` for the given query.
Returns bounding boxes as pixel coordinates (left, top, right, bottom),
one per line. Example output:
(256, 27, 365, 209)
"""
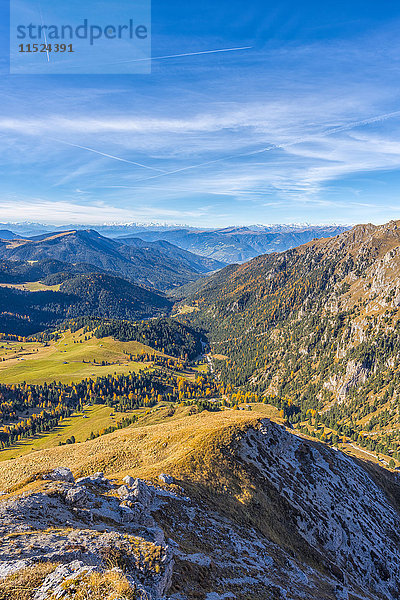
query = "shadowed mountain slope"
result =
(0, 273, 171, 335)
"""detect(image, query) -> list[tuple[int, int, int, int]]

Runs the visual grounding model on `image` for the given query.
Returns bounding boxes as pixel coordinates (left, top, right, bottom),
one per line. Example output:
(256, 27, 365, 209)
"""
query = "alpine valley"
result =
(0, 221, 399, 600)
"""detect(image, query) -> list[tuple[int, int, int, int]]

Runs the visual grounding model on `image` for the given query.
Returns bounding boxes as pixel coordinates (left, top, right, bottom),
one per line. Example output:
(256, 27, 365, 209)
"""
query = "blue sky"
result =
(1, 1, 400, 226)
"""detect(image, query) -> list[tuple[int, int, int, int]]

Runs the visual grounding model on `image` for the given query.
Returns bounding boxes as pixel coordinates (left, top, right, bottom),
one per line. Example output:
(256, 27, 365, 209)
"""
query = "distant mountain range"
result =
(1, 223, 350, 264)
(0, 224, 352, 335)
(0, 229, 224, 291)
(0, 228, 226, 333)
(119, 224, 350, 263)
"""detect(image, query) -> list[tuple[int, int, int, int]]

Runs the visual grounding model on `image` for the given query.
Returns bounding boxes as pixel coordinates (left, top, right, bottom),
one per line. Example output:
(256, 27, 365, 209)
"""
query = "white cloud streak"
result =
(50, 139, 166, 173)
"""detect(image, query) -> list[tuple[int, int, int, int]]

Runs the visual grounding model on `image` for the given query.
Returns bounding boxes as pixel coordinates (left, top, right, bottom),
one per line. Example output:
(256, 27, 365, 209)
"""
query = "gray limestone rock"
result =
(159, 473, 174, 485)
(43, 467, 75, 484)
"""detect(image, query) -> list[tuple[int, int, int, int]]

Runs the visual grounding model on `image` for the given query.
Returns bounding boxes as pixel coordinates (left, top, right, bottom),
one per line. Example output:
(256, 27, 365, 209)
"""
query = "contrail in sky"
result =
(38, 6, 50, 63)
(51, 139, 166, 173)
(116, 46, 253, 64)
(321, 110, 400, 135)
(119, 109, 400, 186)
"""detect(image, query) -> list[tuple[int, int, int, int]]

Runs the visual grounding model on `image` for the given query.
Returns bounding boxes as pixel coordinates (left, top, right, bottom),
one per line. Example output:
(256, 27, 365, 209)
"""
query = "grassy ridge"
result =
(0, 404, 281, 492)
(0, 281, 61, 292)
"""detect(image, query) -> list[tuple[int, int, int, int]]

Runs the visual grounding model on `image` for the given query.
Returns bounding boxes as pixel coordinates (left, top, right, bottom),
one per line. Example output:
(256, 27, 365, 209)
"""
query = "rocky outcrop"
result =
(159, 474, 174, 484)
(0, 472, 173, 599)
(43, 467, 75, 484)
(65, 485, 87, 506)
(76, 471, 110, 487)
(1, 420, 399, 600)
(240, 420, 400, 600)
(337, 359, 370, 400)
(34, 561, 99, 600)
(123, 475, 135, 487)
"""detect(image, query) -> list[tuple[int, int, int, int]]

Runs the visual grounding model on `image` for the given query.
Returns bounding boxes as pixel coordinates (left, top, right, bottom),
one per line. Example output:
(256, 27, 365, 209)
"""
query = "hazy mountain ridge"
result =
(118, 224, 349, 263)
(0, 230, 22, 240)
(117, 236, 225, 273)
(0, 223, 350, 264)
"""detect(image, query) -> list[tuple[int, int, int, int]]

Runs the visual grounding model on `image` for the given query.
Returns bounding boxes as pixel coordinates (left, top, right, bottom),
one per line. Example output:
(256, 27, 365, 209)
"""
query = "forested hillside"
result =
(0, 367, 219, 450)
(94, 316, 204, 359)
(0, 274, 171, 335)
(179, 220, 400, 465)
(0, 257, 102, 283)
(60, 274, 171, 318)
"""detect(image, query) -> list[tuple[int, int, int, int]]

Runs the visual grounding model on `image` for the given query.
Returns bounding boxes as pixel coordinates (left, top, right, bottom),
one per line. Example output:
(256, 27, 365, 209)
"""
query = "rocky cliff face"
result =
(239, 421, 400, 600)
(0, 419, 399, 600)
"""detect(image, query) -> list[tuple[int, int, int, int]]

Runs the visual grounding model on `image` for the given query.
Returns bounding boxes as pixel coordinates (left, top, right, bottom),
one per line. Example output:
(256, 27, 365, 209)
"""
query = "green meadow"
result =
(0, 328, 157, 385)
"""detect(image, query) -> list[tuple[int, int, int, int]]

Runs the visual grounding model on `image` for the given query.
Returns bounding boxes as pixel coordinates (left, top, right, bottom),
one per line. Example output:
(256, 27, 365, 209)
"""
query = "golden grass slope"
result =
(0, 403, 305, 566)
(0, 405, 280, 493)
(0, 281, 61, 292)
(1, 403, 399, 598)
